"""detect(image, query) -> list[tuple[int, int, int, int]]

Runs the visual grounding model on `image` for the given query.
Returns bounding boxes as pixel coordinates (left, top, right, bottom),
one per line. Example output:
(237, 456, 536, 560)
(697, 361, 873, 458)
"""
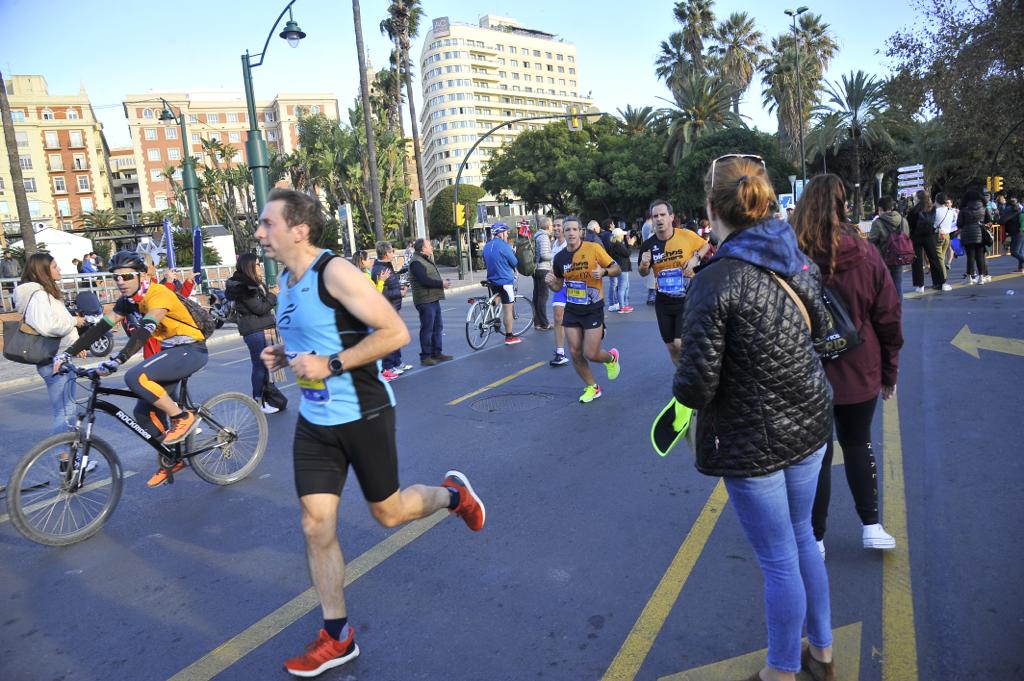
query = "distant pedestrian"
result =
(907, 190, 949, 292)
(225, 253, 281, 414)
(533, 217, 554, 330)
(549, 217, 571, 367)
(371, 242, 413, 380)
(999, 197, 1023, 272)
(1, 249, 20, 299)
(933, 193, 957, 275)
(868, 196, 909, 296)
(408, 238, 452, 365)
(607, 228, 633, 313)
(956, 189, 992, 284)
(793, 174, 903, 559)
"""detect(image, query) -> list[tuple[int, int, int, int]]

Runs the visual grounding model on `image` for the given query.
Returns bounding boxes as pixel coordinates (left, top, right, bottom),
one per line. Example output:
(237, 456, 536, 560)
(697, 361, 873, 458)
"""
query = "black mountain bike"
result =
(4, 363, 268, 546)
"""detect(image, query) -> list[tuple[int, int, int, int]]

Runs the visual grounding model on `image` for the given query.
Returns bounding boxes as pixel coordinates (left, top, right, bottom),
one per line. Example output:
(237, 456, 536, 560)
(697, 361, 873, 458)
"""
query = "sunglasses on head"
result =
(710, 154, 766, 188)
(113, 272, 139, 282)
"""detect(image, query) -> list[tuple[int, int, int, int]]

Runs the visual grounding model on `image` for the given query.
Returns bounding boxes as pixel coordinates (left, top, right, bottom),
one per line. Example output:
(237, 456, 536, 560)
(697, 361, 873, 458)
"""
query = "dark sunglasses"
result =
(113, 272, 139, 282)
(710, 154, 766, 188)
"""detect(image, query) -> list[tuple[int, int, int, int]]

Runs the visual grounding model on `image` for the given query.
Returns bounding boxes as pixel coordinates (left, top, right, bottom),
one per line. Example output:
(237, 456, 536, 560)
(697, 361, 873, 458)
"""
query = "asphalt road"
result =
(0, 262, 1021, 681)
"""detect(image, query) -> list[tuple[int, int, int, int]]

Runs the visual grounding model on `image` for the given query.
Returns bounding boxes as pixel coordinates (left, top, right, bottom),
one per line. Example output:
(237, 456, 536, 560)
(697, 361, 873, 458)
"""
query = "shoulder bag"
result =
(3, 290, 62, 365)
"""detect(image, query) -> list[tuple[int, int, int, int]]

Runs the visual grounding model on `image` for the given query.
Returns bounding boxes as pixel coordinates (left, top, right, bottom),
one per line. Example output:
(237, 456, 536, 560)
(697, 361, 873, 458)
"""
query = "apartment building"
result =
(108, 147, 142, 222)
(122, 91, 339, 212)
(417, 15, 592, 206)
(0, 75, 113, 233)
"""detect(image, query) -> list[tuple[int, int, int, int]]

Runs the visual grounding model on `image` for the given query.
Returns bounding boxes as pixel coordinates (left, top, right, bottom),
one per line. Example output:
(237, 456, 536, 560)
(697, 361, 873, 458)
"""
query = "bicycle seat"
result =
(481, 280, 494, 288)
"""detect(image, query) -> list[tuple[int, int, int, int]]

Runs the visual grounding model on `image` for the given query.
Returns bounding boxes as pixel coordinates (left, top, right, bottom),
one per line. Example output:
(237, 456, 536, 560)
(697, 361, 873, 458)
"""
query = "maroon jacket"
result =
(812, 232, 903, 404)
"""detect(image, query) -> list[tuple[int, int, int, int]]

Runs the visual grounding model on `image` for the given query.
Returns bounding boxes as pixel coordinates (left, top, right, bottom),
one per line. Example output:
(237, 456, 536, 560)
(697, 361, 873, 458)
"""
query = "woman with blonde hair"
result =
(672, 155, 836, 681)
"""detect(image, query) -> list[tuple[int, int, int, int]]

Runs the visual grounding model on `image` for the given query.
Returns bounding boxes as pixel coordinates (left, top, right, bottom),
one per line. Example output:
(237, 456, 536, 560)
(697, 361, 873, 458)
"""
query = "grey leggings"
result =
(124, 343, 208, 437)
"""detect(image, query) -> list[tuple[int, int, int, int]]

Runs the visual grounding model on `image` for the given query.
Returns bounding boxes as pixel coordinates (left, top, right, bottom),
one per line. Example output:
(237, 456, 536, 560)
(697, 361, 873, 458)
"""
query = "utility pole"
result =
(353, 0, 384, 240)
(0, 70, 37, 254)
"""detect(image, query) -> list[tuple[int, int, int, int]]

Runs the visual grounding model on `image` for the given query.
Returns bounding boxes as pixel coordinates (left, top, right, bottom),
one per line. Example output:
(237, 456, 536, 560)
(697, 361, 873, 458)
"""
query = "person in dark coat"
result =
(956, 189, 992, 283)
(794, 174, 904, 560)
(371, 242, 412, 380)
(906, 190, 949, 292)
(999, 197, 1023, 272)
(225, 253, 280, 413)
(672, 156, 837, 681)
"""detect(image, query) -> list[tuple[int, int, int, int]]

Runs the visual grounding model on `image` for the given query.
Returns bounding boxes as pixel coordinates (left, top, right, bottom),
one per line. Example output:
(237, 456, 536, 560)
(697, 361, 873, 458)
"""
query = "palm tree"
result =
(656, 31, 691, 91)
(616, 105, 664, 135)
(673, 0, 716, 72)
(663, 72, 743, 164)
(711, 12, 766, 114)
(353, 0, 384, 240)
(77, 208, 125, 230)
(0, 69, 36, 252)
(382, 0, 428, 232)
(820, 71, 895, 221)
(795, 12, 839, 74)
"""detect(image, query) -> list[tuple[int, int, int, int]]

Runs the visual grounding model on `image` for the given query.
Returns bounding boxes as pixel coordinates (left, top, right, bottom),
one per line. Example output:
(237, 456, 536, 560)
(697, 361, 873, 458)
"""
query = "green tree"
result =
(655, 31, 692, 91)
(663, 72, 743, 165)
(581, 117, 671, 220)
(673, 0, 716, 72)
(616, 105, 666, 136)
(428, 184, 485, 238)
(77, 208, 125, 229)
(710, 12, 767, 114)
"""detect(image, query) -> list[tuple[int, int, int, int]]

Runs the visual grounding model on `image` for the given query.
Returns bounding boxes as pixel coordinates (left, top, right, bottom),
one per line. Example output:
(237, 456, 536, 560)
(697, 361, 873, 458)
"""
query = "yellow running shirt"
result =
(552, 241, 615, 308)
(638, 228, 707, 297)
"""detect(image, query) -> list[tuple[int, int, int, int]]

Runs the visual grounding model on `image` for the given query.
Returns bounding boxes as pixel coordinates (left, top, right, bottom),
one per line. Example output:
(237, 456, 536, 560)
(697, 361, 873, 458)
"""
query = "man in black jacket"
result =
(408, 239, 453, 365)
(999, 197, 1023, 272)
(371, 242, 413, 379)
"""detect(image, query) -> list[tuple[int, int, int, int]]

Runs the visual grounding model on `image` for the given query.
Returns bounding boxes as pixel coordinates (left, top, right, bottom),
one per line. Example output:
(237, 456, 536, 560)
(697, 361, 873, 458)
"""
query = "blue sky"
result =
(1, 0, 917, 148)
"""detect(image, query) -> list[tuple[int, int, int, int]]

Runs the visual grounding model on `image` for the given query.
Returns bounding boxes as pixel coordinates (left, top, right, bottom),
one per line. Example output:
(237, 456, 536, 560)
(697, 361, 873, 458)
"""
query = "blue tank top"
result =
(276, 250, 395, 425)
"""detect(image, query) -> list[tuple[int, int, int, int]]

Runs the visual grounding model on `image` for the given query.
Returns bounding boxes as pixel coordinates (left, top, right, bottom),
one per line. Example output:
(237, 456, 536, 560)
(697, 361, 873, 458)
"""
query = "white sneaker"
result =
(260, 403, 280, 415)
(968, 275, 978, 285)
(389, 367, 405, 375)
(913, 286, 925, 293)
(398, 364, 414, 372)
(816, 540, 826, 560)
(941, 283, 953, 291)
(607, 303, 620, 312)
(862, 523, 896, 549)
(981, 275, 992, 284)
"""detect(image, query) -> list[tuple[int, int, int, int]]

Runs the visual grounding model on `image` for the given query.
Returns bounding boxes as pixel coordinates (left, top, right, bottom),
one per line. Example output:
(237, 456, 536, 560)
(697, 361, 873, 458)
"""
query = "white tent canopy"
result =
(11, 228, 94, 275)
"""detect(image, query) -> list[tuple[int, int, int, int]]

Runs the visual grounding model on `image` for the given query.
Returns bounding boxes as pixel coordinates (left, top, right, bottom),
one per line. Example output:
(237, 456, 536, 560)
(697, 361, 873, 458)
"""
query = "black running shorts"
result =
(654, 294, 686, 344)
(562, 302, 604, 330)
(292, 407, 399, 502)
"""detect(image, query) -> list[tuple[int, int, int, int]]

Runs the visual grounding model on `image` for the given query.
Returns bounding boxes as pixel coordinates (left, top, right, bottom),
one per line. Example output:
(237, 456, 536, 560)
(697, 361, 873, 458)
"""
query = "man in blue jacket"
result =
(482, 223, 522, 345)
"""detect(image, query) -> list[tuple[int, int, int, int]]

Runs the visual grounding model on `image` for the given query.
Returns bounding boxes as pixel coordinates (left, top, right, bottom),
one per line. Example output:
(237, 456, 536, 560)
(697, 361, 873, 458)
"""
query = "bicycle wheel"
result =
(465, 301, 493, 350)
(186, 392, 267, 485)
(6, 433, 122, 546)
(512, 295, 535, 336)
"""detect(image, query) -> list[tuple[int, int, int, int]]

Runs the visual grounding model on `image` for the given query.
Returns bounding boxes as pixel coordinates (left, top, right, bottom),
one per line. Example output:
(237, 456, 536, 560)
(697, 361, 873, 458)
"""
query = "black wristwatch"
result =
(327, 353, 345, 376)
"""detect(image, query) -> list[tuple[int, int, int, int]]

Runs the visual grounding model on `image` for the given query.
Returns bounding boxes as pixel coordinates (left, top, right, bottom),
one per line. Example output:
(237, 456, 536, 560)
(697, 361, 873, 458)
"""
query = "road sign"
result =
(898, 163, 924, 173)
(898, 186, 923, 198)
(794, 180, 805, 200)
(778, 193, 794, 210)
(898, 175, 925, 187)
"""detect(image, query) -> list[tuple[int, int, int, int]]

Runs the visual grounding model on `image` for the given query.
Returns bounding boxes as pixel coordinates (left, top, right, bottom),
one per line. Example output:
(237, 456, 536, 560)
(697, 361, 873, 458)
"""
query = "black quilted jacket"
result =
(673, 219, 834, 478)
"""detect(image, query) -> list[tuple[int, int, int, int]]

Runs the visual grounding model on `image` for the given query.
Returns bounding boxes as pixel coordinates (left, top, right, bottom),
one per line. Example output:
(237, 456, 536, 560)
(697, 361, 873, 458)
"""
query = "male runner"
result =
(54, 250, 209, 486)
(256, 188, 485, 678)
(637, 199, 709, 366)
(549, 217, 570, 366)
(545, 216, 622, 402)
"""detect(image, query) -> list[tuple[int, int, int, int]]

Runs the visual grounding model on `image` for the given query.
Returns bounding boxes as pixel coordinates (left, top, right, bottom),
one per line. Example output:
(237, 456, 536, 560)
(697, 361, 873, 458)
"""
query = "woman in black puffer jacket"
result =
(956, 189, 992, 283)
(672, 156, 836, 681)
(225, 253, 279, 412)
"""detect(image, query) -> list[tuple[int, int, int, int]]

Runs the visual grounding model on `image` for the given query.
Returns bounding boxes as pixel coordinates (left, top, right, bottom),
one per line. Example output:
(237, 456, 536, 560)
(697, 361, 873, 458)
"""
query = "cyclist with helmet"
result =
(53, 250, 209, 487)
(482, 222, 522, 345)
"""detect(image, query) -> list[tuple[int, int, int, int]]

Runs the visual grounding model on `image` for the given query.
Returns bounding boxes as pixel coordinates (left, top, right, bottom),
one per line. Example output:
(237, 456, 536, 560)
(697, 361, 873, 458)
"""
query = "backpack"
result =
(915, 209, 936, 235)
(515, 235, 536, 276)
(170, 291, 217, 339)
(878, 219, 914, 267)
(818, 283, 861, 361)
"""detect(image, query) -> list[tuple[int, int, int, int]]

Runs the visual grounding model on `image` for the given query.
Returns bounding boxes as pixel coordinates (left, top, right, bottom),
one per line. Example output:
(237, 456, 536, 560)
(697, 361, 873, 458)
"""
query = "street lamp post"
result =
(158, 100, 202, 233)
(875, 171, 884, 205)
(785, 6, 809, 188)
(241, 1, 306, 285)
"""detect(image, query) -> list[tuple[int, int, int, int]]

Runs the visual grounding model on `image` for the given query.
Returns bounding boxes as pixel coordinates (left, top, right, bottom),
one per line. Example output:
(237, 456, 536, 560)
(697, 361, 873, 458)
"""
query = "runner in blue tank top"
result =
(256, 188, 486, 678)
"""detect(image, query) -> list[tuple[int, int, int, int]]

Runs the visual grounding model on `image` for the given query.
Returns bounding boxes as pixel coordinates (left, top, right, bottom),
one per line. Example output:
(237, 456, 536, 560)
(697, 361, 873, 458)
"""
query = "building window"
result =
(209, 132, 221, 142)
(267, 130, 278, 141)
(532, 50, 541, 57)
(155, 195, 168, 210)
(226, 112, 238, 123)
(207, 113, 220, 124)
(42, 108, 55, 120)
(0, 177, 5, 193)
(168, 148, 181, 161)
(569, 67, 576, 74)
(73, 154, 87, 170)
(144, 128, 158, 140)
(568, 56, 575, 63)
(53, 177, 67, 193)
(69, 131, 83, 147)
(147, 149, 161, 162)
(23, 178, 37, 192)
(228, 132, 241, 142)
(509, 46, 517, 54)
(63, 220, 73, 230)
(558, 66, 565, 73)
(29, 200, 43, 217)
(57, 198, 70, 215)
(143, 108, 154, 119)
(265, 112, 276, 123)
(19, 156, 32, 170)
(310, 105, 320, 114)
(15, 131, 29, 148)
(189, 114, 198, 124)
(80, 198, 93, 214)
(77, 176, 90, 192)
(67, 109, 80, 120)
(165, 127, 178, 140)
(557, 53, 564, 61)
(150, 169, 163, 181)
(191, 133, 200, 143)
(11, 110, 25, 122)
(44, 131, 59, 148)
(49, 154, 63, 171)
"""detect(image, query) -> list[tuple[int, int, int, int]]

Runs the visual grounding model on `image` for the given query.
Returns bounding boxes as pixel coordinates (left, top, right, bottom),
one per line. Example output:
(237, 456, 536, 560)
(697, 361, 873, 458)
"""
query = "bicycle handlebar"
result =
(57, 362, 103, 381)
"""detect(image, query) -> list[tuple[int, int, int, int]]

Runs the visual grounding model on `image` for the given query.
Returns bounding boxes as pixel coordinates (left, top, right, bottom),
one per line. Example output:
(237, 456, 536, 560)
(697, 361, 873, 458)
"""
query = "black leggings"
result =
(965, 243, 989, 276)
(124, 344, 209, 437)
(812, 396, 880, 540)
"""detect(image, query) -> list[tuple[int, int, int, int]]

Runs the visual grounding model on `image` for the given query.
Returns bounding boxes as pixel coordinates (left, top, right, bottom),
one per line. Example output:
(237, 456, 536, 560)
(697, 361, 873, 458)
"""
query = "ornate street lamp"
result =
(157, 100, 202, 233)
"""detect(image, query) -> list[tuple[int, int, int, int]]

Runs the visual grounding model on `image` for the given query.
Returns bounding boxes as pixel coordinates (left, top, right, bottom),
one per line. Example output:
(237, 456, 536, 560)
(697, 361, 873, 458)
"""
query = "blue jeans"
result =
(887, 265, 903, 298)
(415, 300, 444, 359)
(1011, 232, 1024, 268)
(243, 330, 270, 400)
(616, 272, 630, 308)
(724, 445, 832, 673)
(37, 364, 77, 435)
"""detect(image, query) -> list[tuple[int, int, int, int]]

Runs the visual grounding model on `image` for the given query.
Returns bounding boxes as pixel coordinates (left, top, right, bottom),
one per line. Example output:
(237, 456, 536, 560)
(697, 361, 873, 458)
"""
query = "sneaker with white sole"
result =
(607, 303, 620, 312)
(862, 523, 896, 549)
(980, 275, 992, 284)
(968, 275, 978, 285)
(284, 627, 359, 677)
(398, 364, 414, 372)
(941, 283, 953, 291)
(549, 352, 569, 367)
(817, 540, 826, 560)
(260, 403, 281, 415)
(913, 286, 925, 293)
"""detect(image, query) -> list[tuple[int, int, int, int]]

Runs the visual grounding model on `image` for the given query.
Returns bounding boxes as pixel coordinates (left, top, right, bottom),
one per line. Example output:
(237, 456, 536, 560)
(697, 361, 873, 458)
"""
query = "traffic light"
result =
(993, 176, 1004, 193)
(985, 177, 992, 192)
(454, 202, 466, 226)
(566, 105, 582, 131)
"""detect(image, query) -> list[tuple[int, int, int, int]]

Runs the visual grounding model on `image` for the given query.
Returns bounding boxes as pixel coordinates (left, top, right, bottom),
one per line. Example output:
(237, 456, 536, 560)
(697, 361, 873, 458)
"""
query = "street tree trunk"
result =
(0, 70, 37, 253)
(401, 43, 429, 236)
(852, 125, 863, 223)
(352, 0, 385, 241)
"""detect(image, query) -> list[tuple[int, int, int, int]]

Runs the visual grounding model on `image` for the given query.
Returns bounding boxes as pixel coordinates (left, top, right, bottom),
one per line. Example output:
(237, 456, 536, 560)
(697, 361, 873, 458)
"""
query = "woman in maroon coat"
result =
(793, 174, 904, 559)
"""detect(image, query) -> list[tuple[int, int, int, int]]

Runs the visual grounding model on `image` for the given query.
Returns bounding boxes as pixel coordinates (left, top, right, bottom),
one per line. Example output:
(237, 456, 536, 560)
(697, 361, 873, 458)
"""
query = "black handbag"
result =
(3, 291, 61, 365)
(819, 284, 861, 361)
(982, 227, 994, 248)
(262, 380, 288, 410)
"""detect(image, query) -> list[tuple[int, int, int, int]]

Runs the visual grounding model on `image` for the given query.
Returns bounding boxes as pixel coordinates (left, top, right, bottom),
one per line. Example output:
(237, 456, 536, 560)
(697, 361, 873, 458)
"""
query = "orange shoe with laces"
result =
(147, 461, 186, 488)
(161, 410, 200, 445)
(443, 470, 486, 531)
(284, 627, 359, 678)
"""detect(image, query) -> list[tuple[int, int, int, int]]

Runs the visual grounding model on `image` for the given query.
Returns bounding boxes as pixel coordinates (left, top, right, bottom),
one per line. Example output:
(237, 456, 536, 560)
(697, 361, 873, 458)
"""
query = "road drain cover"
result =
(470, 392, 554, 413)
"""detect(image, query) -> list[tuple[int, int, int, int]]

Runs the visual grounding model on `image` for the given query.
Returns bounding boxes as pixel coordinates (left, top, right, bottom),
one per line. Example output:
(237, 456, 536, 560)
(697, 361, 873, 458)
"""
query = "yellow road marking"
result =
(447, 361, 545, 405)
(904, 270, 1021, 299)
(167, 509, 448, 681)
(881, 394, 918, 681)
(950, 324, 1024, 359)
(0, 471, 138, 525)
(601, 480, 729, 681)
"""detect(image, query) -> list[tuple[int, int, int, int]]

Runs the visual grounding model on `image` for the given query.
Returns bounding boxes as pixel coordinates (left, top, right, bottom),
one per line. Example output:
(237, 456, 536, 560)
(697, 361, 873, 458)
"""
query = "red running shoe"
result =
(284, 627, 359, 678)
(381, 368, 400, 381)
(443, 470, 486, 531)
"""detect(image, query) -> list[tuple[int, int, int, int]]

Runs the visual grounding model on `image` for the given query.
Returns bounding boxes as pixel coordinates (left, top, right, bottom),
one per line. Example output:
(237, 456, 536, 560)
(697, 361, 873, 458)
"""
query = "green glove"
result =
(651, 398, 694, 457)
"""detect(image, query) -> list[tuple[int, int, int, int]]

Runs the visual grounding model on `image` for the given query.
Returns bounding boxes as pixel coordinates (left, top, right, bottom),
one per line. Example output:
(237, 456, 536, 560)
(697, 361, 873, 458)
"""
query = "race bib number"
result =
(296, 376, 331, 403)
(657, 267, 687, 296)
(566, 280, 588, 304)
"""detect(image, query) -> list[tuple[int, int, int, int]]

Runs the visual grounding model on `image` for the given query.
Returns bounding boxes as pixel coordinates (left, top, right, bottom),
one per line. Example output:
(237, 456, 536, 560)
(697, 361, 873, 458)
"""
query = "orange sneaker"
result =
(147, 461, 186, 488)
(443, 470, 485, 531)
(161, 410, 200, 445)
(284, 627, 359, 677)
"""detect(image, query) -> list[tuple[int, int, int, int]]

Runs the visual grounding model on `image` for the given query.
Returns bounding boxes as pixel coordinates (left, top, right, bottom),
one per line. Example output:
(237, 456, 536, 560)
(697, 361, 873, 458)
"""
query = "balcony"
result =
(48, 164, 64, 173)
